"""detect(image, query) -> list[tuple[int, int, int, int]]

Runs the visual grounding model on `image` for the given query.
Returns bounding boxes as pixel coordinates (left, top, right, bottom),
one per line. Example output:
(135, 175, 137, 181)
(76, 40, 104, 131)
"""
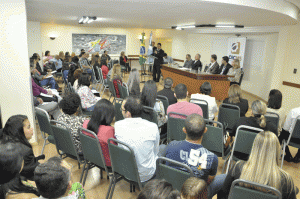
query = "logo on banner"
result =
(231, 42, 240, 54)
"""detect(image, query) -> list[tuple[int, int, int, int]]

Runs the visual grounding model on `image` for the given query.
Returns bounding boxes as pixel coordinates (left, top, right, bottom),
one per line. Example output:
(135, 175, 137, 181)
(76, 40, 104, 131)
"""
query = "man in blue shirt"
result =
(49, 55, 62, 72)
(165, 114, 226, 198)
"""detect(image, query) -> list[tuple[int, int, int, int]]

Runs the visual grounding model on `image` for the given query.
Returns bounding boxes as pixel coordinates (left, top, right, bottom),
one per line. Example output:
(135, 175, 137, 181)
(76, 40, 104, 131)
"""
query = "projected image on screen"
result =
(72, 34, 126, 55)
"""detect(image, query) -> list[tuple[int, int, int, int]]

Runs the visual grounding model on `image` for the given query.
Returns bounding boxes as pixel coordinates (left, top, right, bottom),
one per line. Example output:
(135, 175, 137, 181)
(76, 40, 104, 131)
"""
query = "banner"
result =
(147, 32, 154, 64)
(227, 37, 246, 68)
(139, 32, 146, 66)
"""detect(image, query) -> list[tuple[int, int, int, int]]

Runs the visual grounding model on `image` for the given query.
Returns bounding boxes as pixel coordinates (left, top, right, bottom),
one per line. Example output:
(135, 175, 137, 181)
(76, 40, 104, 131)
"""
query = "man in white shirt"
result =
(205, 54, 219, 74)
(163, 53, 173, 64)
(115, 96, 160, 182)
(279, 107, 300, 163)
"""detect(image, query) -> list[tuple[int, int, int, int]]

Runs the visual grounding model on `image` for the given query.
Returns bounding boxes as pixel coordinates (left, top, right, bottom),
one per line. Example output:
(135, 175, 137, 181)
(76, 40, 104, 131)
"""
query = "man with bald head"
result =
(191, 54, 202, 71)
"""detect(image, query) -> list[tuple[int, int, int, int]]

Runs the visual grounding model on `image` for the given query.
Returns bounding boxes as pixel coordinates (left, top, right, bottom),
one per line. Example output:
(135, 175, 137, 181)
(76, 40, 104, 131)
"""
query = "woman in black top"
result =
(218, 131, 297, 199)
(223, 84, 248, 117)
(120, 51, 131, 72)
(231, 100, 277, 137)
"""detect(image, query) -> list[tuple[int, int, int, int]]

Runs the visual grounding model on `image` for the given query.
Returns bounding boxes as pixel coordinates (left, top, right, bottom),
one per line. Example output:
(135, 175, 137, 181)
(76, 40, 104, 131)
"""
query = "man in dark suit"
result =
(152, 43, 165, 82)
(157, 77, 177, 105)
(191, 53, 202, 71)
(205, 54, 219, 74)
(219, 56, 232, 75)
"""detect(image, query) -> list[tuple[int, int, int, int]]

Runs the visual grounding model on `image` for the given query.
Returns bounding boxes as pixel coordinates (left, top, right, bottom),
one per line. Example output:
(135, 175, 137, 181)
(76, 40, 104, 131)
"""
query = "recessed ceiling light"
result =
(215, 25, 235, 28)
(83, 17, 89, 23)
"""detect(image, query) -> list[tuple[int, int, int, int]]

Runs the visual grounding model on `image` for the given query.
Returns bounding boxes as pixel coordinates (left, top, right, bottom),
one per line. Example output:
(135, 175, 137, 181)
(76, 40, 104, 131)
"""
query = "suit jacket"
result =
(191, 60, 202, 71)
(219, 64, 232, 75)
(157, 88, 177, 105)
(207, 62, 220, 74)
(152, 48, 165, 66)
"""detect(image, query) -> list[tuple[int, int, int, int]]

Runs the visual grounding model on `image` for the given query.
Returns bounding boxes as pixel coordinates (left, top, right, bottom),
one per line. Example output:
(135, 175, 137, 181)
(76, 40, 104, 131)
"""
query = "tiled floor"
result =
(14, 62, 300, 198)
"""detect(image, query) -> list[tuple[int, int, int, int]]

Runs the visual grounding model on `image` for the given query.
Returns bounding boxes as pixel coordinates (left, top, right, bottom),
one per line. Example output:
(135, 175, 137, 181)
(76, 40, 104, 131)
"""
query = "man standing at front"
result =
(114, 96, 160, 182)
(152, 43, 165, 82)
(165, 114, 226, 198)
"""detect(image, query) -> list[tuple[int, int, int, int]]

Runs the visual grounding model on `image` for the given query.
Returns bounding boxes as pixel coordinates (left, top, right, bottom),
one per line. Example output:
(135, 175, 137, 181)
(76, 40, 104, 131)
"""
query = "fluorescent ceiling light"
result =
(183, 25, 195, 29)
(215, 25, 235, 28)
(87, 19, 94, 23)
(83, 17, 89, 23)
(78, 17, 84, 23)
(176, 27, 182, 30)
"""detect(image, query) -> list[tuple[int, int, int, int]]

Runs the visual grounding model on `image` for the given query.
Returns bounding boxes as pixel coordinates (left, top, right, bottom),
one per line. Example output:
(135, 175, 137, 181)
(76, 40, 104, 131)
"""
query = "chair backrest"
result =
(190, 99, 209, 119)
(228, 179, 282, 199)
(107, 78, 117, 98)
(117, 83, 124, 99)
(218, 103, 240, 130)
(35, 107, 53, 136)
(78, 127, 108, 172)
(202, 120, 224, 157)
(141, 106, 158, 125)
(92, 67, 100, 82)
(50, 120, 80, 160)
(167, 112, 187, 143)
(156, 157, 194, 191)
(121, 84, 129, 99)
(265, 112, 279, 131)
(238, 70, 244, 86)
(231, 125, 263, 161)
(114, 98, 124, 122)
(108, 138, 142, 189)
(157, 95, 169, 114)
(97, 66, 104, 83)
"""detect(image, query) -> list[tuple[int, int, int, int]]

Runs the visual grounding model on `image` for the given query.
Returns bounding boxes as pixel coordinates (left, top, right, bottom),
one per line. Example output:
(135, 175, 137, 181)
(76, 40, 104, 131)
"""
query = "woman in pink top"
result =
(82, 99, 116, 167)
(101, 58, 109, 81)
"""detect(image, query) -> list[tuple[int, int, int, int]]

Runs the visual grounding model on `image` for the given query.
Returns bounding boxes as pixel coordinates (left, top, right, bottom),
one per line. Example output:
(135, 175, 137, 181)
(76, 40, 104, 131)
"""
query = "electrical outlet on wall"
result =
(294, 68, 297, 74)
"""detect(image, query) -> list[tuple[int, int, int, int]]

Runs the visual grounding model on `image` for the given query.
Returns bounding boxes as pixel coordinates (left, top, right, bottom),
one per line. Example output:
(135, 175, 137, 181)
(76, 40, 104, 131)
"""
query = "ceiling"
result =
(26, 0, 299, 32)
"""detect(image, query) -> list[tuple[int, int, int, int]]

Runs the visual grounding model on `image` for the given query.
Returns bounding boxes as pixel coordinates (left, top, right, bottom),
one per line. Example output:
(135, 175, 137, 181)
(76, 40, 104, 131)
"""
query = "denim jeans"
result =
(85, 68, 94, 82)
(207, 174, 227, 199)
(63, 70, 69, 82)
(84, 104, 95, 112)
(40, 77, 56, 89)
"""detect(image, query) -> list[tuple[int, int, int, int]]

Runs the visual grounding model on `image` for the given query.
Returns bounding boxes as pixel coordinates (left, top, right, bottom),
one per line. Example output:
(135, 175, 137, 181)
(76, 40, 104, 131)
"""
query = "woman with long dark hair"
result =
(83, 99, 116, 167)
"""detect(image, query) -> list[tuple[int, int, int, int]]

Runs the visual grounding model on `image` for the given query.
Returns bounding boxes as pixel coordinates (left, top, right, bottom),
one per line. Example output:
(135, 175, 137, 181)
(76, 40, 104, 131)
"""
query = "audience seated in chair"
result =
(141, 80, 167, 128)
(0, 115, 45, 181)
(183, 54, 193, 69)
(91, 55, 101, 81)
(77, 73, 100, 112)
(227, 59, 242, 86)
(43, 50, 53, 64)
(57, 93, 88, 155)
(68, 56, 80, 86)
(114, 96, 160, 182)
(181, 177, 208, 199)
(31, 77, 61, 103)
(266, 89, 286, 134)
(31, 53, 48, 76)
(111, 64, 123, 98)
(120, 51, 131, 73)
(34, 157, 86, 199)
(83, 99, 116, 167)
(278, 106, 300, 163)
(223, 84, 249, 117)
(157, 77, 177, 105)
(191, 82, 218, 120)
(127, 69, 140, 97)
(73, 69, 83, 92)
(167, 83, 203, 119)
(33, 96, 61, 120)
(79, 52, 94, 81)
(164, 114, 226, 199)
(62, 55, 72, 82)
(49, 55, 63, 72)
(218, 131, 297, 199)
(0, 142, 40, 198)
(137, 179, 180, 199)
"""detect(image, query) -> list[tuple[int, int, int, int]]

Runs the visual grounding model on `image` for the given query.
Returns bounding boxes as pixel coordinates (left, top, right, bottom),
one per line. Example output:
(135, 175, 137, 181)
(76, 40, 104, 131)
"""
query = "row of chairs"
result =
(35, 107, 283, 199)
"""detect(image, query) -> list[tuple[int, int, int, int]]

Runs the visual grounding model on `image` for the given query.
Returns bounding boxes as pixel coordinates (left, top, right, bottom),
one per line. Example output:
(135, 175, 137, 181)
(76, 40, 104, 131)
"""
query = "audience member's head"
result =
(210, 54, 217, 63)
(195, 54, 201, 60)
(222, 56, 229, 65)
(228, 84, 242, 104)
(164, 53, 168, 58)
(81, 49, 85, 53)
(251, 100, 267, 128)
(120, 51, 125, 57)
(122, 96, 143, 118)
(34, 157, 72, 199)
(232, 58, 240, 69)
(91, 56, 101, 66)
(183, 114, 207, 141)
(71, 52, 75, 57)
(104, 50, 108, 55)
(174, 83, 188, 100)
(59, 93, 81, 115)
(74, 69, 83, 80)
(88, 99, 115, 134)
(164, 77, 173, 89)
(72, 56, 79, 64)
(54, 55, 60, 60)
(181, 177, 207, 199)
(78, 73, 91, 87)
(127, 68, 140, 91)
(45, 51, 50, 57)
(152, 41, 155, 46)
(186, 54, 191, 60)
(137, 179, 180, 199)
(239, 131, 295, 192)
(0, 142, 25, 184)
(0, 115, 33, 148)
(157, 43, 162, 49)
(267, 89, 282, 110)
(111, 64, 122, 80)
(141, 80, 157, 108)
(200, 82, 212, 95)
(59, 51, 64, 60)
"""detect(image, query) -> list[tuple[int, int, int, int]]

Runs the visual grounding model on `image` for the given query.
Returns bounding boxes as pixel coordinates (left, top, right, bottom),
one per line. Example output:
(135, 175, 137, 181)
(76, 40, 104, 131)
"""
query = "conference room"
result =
(1, 0, 300, 198)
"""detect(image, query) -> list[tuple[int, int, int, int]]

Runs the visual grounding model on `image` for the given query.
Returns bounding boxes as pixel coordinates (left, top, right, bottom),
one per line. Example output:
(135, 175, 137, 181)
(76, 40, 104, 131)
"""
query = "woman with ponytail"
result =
(218, 131, 297, 199)
(230, 100, 277, 138)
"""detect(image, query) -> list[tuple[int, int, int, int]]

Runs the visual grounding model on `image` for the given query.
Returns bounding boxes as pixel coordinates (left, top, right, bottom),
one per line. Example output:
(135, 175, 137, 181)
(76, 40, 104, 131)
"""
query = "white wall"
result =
(0, 0, 37, 142)
(27, 21, 42, 58)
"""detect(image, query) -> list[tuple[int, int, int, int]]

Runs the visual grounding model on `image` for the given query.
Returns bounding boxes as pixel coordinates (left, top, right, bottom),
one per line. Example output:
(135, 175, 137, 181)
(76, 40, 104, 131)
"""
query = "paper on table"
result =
(95, 97, 101, 101)
(45, 75, 53, 78)
(51, 71, 57, 74)
(92, 89, 99, 94)
(40, 93, 53, 98)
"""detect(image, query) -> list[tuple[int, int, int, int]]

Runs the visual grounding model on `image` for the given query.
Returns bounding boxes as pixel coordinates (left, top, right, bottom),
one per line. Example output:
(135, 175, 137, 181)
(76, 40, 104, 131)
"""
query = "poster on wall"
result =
(72, 34, 126, 55)
(227, 37, 246, 68)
